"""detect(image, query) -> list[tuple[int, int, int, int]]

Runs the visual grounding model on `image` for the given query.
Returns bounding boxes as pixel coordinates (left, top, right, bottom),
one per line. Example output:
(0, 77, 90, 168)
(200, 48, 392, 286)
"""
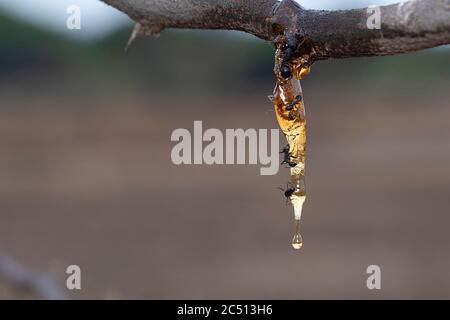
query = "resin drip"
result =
(272, 46, 309, 249)
(292, 219, 303, 249)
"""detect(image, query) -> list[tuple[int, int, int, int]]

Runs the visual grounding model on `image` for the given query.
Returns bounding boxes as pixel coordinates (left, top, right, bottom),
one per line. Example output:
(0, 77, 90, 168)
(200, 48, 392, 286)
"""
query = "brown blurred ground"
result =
(0, 87, 449, 299)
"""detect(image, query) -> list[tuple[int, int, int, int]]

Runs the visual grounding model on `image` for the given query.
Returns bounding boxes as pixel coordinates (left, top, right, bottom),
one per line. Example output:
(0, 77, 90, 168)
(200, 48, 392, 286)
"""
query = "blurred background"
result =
(0, 0, 449, 299)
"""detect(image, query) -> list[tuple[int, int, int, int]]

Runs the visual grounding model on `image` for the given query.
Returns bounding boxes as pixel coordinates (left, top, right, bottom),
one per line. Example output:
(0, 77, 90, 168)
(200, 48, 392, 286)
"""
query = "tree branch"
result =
(0, 254, 67, 300)
(102, 0, 278, 40)
(299, 0, 450, 59)
(102, 0, 450, 60)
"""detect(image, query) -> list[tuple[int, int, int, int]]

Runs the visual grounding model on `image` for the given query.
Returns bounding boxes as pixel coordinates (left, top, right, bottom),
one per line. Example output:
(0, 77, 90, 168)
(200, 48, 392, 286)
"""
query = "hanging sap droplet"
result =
(292, 219, 303, 250)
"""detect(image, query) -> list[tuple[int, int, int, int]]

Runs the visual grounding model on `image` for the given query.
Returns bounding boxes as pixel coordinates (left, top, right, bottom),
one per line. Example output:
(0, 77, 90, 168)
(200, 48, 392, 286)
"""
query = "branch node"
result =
(125, 22, 162, 51)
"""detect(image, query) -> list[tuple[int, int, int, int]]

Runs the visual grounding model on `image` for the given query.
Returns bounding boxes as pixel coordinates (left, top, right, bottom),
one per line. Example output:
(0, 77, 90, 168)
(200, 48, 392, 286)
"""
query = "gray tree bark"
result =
(102, 0, 450, 60)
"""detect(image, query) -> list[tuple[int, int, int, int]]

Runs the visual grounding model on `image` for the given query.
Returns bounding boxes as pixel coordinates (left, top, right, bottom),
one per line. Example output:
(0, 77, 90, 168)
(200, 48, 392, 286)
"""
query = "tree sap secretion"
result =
(272, 42, 310, 250)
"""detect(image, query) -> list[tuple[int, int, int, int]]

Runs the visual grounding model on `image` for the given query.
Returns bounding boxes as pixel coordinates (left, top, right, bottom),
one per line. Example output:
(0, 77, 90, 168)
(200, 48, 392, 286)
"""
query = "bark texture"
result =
(102, 0, 450, 60)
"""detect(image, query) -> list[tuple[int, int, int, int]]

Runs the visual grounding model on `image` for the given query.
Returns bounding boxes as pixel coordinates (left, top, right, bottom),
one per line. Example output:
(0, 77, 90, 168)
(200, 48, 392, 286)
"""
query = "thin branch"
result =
(102, 0, 450, 60)
(0, 254, 67, 300)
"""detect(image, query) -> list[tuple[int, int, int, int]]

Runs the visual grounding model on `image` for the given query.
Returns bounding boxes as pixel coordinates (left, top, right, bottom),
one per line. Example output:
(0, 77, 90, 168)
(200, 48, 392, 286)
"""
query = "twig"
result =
(0, 254, 67, 300)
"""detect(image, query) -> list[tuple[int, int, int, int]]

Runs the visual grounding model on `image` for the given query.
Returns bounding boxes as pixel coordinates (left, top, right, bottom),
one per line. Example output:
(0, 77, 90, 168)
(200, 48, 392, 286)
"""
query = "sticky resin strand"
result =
(272, 46, 310, 250)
